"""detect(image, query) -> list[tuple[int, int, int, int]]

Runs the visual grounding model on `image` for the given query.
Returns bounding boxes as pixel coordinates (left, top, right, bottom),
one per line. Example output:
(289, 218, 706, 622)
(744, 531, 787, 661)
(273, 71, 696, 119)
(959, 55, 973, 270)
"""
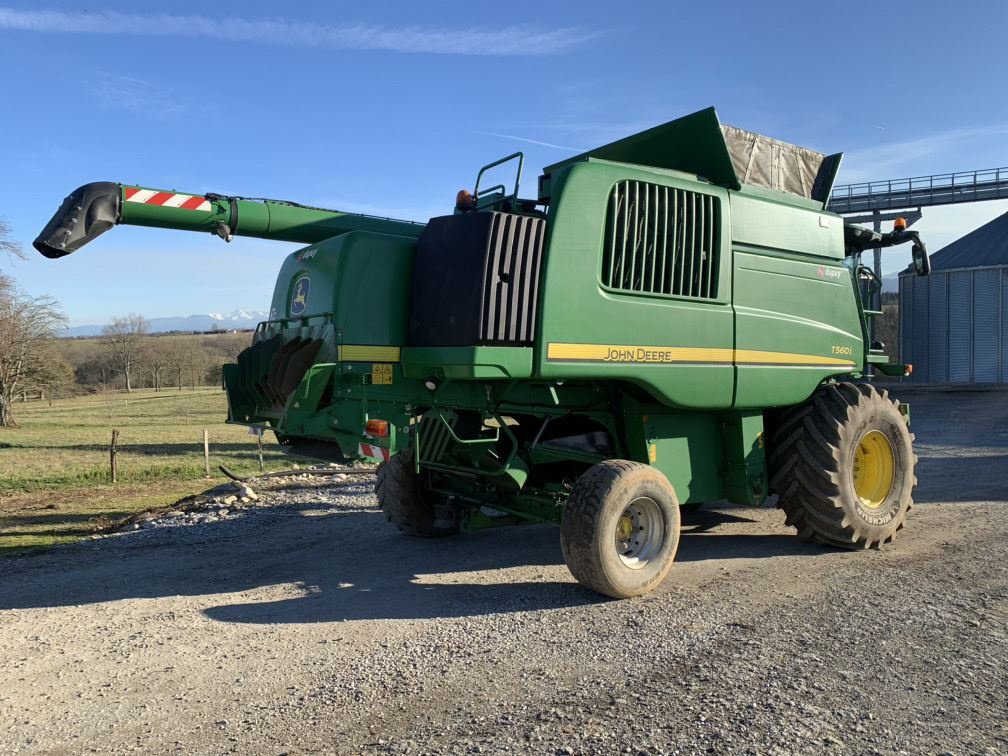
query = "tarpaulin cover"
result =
(721, 124, 840, 205)
(545, 107, 841, 208)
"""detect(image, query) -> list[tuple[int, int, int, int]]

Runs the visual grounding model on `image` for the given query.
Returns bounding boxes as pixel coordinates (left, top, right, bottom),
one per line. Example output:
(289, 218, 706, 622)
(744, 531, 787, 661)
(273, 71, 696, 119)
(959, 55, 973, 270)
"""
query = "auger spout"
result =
(33, 182, 424, 259)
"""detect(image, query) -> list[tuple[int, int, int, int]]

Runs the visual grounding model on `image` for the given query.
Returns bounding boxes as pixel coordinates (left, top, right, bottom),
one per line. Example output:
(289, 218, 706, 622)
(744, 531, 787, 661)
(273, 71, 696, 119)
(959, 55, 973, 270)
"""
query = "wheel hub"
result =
(852, 430, 896, 509)
(614, 496, 664, 569)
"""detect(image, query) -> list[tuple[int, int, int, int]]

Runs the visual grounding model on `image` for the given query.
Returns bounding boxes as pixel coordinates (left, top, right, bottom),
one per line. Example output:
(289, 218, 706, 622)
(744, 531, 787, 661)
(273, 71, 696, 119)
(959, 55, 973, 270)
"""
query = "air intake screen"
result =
(601, 181, 720, 299)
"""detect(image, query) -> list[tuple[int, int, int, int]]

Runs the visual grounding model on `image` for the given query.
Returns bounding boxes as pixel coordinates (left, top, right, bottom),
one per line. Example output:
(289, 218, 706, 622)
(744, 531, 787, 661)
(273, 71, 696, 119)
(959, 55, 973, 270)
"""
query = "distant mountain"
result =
(63, 310, 268, 338)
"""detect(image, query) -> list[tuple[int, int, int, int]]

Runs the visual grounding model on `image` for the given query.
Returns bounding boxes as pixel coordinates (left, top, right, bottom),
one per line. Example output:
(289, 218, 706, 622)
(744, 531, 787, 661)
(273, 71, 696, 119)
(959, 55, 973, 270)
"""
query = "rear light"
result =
(365, 419, 389, 438)
(905, 363, 913, 376)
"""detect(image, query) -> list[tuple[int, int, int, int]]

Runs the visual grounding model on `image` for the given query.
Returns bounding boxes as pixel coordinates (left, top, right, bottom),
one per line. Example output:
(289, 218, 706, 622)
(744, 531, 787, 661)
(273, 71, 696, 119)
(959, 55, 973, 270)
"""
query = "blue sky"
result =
(1, 1, 1007, 325)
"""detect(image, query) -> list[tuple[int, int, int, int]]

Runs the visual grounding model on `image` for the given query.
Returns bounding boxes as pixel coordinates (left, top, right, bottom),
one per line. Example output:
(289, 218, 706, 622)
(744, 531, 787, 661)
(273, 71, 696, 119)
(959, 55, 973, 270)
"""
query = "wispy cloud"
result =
(839, 122, 1008, 183)
(0, 7, 596, 56)
(477, 131, 583, 152)
(90, 72, 185, 118)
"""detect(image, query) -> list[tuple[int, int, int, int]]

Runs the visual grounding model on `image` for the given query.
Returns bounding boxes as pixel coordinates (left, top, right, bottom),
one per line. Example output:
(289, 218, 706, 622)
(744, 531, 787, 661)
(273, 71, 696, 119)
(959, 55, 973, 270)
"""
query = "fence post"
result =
(203, 429, 211, 477)
(257, 432, 265, 472)
(110, 429, 119, 483)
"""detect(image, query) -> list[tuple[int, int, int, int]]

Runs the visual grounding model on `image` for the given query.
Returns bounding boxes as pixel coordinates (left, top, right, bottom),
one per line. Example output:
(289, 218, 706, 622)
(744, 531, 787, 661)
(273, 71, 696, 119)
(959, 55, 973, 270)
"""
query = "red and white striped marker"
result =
(124, 187, 213, 212)
(358, 443, 390, 462)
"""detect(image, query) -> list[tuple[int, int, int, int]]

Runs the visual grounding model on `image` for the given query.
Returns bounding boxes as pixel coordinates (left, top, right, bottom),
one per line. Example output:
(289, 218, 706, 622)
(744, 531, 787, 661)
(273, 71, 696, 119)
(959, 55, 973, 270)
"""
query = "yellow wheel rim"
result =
(852, 430, 895, 509)
(617, 514, 634, 542)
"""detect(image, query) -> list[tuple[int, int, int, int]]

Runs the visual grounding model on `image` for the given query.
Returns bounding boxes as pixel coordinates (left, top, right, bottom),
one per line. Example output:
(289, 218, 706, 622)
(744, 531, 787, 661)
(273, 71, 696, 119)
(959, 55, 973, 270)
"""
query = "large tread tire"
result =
(768, 382, 917, 549)
(376, 451, 459, 538)
(560, 460, 681, 599)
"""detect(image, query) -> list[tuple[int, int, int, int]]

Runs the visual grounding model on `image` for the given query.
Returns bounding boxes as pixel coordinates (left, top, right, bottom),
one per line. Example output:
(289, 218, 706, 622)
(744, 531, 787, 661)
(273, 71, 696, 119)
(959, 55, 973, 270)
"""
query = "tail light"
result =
(365, 419, 389, 438)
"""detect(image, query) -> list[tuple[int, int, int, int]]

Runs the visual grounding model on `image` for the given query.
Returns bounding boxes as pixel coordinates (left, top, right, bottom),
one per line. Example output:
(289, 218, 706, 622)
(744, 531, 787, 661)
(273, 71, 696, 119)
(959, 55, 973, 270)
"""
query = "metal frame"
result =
(829, 167, 1008, 214)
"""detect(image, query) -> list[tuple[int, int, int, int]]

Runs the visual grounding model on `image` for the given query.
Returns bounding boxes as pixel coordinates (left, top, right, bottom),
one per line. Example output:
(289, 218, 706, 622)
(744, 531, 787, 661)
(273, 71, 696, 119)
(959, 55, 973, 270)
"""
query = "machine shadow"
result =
(1, 495, 828, 623)
(0, 498, 594, 619)
(204, 505, 817, 624)
(675, 506, 826, 562)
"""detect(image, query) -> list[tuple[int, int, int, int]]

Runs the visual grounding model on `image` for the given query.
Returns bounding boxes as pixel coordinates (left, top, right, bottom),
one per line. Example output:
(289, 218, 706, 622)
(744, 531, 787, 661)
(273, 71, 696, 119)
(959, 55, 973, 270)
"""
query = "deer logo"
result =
(291, 276, 310, 315)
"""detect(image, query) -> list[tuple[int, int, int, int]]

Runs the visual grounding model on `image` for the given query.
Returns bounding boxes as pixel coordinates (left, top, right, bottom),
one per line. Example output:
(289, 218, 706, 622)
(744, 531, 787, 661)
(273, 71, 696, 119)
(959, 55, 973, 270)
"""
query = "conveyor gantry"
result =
(829, 167, 1008, 214)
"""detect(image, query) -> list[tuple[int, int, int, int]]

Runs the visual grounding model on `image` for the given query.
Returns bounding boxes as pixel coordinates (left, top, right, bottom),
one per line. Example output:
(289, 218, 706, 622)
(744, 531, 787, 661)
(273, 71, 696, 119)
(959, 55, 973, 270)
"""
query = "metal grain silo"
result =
(899, 211, 1008, 384)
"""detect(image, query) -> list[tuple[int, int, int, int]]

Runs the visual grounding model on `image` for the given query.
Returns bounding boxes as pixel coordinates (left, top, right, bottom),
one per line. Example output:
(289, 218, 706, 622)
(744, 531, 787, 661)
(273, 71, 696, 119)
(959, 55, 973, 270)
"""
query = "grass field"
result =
(0, 388, 291, 553)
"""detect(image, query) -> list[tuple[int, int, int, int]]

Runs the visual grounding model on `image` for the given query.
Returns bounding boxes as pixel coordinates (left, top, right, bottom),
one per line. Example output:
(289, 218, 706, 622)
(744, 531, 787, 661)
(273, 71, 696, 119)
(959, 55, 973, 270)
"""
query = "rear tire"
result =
(767, 382, 916, 549)
(376, 451, 459, 538)
(561, 460, 681, 598)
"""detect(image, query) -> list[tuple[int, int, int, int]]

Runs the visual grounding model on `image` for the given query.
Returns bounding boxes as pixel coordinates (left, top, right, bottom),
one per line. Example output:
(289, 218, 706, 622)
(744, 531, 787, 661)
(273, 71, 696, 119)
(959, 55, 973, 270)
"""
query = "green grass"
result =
(0, 388, 291, 553)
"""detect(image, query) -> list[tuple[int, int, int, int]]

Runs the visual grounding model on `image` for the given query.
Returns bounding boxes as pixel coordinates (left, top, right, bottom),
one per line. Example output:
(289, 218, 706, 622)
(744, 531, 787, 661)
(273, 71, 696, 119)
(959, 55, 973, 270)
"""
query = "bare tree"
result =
(102, 314, 149, 392)
(187, 348, 210, 390)
(144, 340, 169, 392)
(0, 274, 68, 426)
(0, 217, 25, 262)
(165, 336, 190, 391)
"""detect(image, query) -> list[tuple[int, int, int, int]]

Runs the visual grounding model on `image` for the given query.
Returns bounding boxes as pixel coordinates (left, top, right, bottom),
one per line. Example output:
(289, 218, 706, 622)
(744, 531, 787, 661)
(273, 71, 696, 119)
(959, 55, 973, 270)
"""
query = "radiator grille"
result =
(601, 181, 720, 299)
(483, 213, 546, 343)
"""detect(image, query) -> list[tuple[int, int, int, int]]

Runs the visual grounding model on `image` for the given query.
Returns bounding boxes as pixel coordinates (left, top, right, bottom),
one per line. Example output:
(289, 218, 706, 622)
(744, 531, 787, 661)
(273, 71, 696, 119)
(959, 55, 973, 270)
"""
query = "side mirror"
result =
(911, 240, 930, 277)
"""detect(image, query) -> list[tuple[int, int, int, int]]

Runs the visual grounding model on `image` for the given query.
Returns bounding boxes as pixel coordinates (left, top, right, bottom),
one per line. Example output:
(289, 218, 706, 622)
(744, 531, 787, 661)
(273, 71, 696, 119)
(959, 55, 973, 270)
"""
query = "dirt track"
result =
(1, 390, 1006, 754)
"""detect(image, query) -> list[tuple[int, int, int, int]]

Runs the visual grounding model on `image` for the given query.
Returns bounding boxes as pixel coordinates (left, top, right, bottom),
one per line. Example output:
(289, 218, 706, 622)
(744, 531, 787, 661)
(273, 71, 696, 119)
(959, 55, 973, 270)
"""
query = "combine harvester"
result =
(36, 108, 930, 598)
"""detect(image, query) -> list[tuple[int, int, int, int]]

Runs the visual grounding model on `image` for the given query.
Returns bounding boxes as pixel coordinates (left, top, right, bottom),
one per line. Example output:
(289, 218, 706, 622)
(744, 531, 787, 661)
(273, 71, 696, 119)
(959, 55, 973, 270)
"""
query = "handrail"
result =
(474, 152, 524, 205)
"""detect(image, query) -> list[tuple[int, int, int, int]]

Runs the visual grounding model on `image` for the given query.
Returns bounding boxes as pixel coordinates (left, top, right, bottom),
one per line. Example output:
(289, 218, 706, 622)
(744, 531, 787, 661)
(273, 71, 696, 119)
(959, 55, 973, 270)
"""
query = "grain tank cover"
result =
(545, 107, 841, 208)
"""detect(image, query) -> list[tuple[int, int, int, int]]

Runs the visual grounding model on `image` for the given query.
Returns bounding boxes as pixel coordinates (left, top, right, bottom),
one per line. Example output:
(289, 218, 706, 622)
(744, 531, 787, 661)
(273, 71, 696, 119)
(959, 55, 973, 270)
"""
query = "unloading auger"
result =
(34, 181, 423, 258)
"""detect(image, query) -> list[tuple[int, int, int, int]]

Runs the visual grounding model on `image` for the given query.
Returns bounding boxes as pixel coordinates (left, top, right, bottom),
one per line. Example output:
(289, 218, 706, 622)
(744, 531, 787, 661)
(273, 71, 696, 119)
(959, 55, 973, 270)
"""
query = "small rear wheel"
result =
(560, 460, 681, 598)
(376, 450, 459, 537)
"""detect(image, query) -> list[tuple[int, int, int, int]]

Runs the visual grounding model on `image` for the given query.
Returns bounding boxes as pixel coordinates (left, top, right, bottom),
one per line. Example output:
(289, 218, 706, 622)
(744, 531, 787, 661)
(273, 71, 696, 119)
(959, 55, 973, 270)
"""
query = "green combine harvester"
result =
(36, 108, 931, 598)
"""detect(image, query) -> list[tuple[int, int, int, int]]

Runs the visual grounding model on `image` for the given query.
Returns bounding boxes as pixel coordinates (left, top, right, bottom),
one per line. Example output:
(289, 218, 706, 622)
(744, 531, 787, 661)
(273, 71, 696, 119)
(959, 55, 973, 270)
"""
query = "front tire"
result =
(768, 382, 916, 549)
(561, 460, 681, 598)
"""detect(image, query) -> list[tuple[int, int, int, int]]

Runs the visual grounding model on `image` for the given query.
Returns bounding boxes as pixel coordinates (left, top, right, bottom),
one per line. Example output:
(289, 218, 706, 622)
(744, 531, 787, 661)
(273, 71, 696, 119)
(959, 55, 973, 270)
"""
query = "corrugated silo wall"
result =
(901, 266, 1006, 384)
(899, 274, 913, 373)
(973, 269, 1000, 382)
(928, 273, 948, 382)
(912, 272, 930, 381)
(948, 271, 971, 382)
(1003, 268, 1008, 382)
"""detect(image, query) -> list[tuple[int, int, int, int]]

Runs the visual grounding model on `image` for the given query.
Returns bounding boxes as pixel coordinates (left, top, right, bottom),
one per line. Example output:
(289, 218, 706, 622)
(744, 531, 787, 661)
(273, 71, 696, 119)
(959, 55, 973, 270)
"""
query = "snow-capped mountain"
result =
(63, 310, 269, 338)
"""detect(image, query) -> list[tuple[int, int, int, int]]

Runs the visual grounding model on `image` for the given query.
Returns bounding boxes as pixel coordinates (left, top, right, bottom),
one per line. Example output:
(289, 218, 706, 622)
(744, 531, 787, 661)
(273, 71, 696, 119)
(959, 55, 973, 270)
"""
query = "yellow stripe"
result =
(546, 342, 854, 367)
(734, 348, 854, 367)
(338, 345, 401, 362)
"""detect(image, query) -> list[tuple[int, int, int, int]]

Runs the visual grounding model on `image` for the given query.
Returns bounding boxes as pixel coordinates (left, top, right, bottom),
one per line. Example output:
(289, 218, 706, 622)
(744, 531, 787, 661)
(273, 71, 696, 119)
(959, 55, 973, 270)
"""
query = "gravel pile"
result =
(110, 470, 359, 532)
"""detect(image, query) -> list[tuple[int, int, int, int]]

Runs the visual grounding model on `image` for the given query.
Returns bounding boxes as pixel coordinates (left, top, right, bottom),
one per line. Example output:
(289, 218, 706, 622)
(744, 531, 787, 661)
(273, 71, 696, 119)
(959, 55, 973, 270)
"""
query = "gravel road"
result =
(1, 389, 1006, 754)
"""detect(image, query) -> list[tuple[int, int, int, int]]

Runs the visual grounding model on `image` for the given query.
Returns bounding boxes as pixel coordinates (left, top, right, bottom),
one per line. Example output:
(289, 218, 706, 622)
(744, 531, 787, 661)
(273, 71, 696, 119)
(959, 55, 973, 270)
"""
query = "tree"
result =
(19, 345, 73, 401)
(0, 274, 68, 426)
(102, 314, 149, 392)
(144, 340, 169, 392)
(165, 336, 190, 391)
(187, 348, 210, 390)
(73, 352, 118, 391)
(0, 217, 25, 263)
